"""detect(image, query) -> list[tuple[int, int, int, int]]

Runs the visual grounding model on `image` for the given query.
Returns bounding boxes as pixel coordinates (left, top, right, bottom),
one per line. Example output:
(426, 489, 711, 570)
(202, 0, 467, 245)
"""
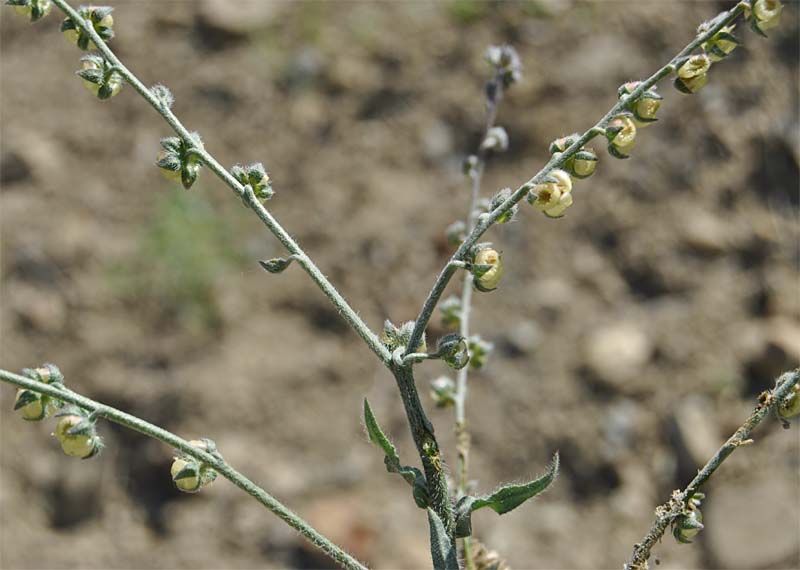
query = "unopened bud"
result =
(171, 439, 219, 493)
(778, 382, 800, 419)
(54, 409, 102, 459)
(490, 188, 517, 224)
(471, 245, 503, 292)
(60, 5, 114, 50)
(232, 162, 273, 201)
(7, 0, 52, 22)
(156, 133, 204, 190)
(430, 376, 456, 408)
(700, 25, 740, 62)
(605, 114, 637, 159)
(77, 54, 123, 100)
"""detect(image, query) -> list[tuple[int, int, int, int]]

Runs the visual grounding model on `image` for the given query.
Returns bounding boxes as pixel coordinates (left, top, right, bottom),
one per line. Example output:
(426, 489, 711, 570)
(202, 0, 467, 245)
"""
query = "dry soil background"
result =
(1, 1, 799, 569)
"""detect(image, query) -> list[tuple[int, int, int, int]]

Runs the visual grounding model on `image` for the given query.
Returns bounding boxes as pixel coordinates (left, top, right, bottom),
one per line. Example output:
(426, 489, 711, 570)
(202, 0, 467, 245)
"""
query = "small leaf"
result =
(455, 452, 559, 538)
(427, 509, 459, 570)
(363, 398, 399, 462)
(258, 256, 294, 274)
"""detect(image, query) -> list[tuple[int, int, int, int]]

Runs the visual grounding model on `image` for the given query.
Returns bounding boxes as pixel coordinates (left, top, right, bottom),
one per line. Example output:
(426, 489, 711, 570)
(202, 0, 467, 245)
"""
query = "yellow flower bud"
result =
(80, 58, 122, 99)
(529, 169, 574, 218)
(701, 26, 739, 62)
(54, 414, 101, 459)
(674, 55, 711, 94)
(473, 247, 503, 292)
(751, 0, 783, 32)
(14, 389, 46, 421)
(633, 97, 661, 127)
(171, 458, 202, 492)
(14, 0, 52, 21)
(778, 383, 800, 419)
(607, 116, 637, 157)
(572, 153, 597, 178)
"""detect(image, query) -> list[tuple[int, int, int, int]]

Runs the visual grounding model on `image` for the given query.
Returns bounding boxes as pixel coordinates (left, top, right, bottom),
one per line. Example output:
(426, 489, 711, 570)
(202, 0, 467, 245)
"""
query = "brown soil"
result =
(1, 1, 798, 569)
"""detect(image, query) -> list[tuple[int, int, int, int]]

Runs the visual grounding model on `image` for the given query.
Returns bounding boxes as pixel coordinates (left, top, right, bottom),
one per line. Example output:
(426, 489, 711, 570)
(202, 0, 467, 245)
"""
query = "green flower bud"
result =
(778, 382, 800, 419)
(472, 245, 503, 292)
(7, 0, 52, 22)
(490, 188, 517, 224)
(485, 44, 522, 87)
(673, 507, 703, 544)
(430, 376, 456, 408)
(436, 333, 469, 370)
(618, 82, 663, 127)
(463, 155, 479, 179)
(481, 126, 509, 153)
(381, 320, 426, 353)
(674, 54, 711, 94)
(232, 162, 273, 201)
(77, 54, 123, 100)
(54, 411, 102, 459)
(60, 5, 114, 50)
(467, 335, 494, 370)
(439, 295, 462, 329)
(155, 133, 204, 189)
(701, 25, 740, 62)
(571, 148, 598, 179)
(527, 169, 574, 217)
(747, 0, 783, 36)
(171, 439, 219, 493)
(14, 364, 65, 421)
(605, 114, 637, 158)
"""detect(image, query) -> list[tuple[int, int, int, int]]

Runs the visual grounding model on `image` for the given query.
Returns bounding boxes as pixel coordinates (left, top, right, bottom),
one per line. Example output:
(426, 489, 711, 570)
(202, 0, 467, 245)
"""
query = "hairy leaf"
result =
(427, 508, 459, 570)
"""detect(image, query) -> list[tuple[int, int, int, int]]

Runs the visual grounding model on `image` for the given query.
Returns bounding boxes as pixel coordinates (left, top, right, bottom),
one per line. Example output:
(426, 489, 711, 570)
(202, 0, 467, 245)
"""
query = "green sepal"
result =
(59, 17, 76, 32)
(6, 1, 30, 6)
(55, 405, 86, 418)
(672, 76, 694, 95)
(29, 1, 48, 21)
(427, 509, 459, 570)
(14, 390, 41, 411)
(258, 257, 294, 274)
(716, 31, 740, 44)
(749, 16, 769, 38)
(181, 166, 198, 190)
(97, 83, 115, 100)
(156, 153, 181, 171)
(454, 452, 559, 538)
(363, 399, 430, 508)
(76, 68, 103, 84)
(436, 333, 469, 370)
(707, 45, 730, 60)
(632, 109, 658, 124)
(160, 137, 182, 153)
(607, 143, 630, 159)
(673, 55, 691, 72)
(470, 263, 492, 279)
(77, 33, 91, 51)
(90, 6, 113, 20)
(173, 463, 200, 482)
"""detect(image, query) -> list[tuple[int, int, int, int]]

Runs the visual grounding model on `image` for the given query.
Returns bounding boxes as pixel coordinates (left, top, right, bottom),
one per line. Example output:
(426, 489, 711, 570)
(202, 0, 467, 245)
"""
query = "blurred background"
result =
(1, 1, 798, 568)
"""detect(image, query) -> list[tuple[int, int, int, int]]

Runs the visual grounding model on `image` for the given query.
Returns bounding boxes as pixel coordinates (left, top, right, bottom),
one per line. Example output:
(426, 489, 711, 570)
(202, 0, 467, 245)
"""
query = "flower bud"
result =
(430, 376, 456, 408)
(527, 169, 574, 218)
(8, 0, 52, 22)
(171, 439, 219, 493)
(439, 295, 462, 328)
(437, 333, 469, 370)
(381, 320, 426, 353)
(747, 0, 783, 36)
(490, 188, 517, 224)
(471, 245, 503, 292)
(700, 25, 740, 62)
(467, 335, 494, 370)
(778, 382, 800, 419)
(481, 126, 509, 153)
(60, 5, 114, 50)
(14, 389, 46, 421)
(150, 84, 174, 109)
(673, 54, 711, 94)
(156, 133, 204, 190)
(445, 220, 466, 246)
(232, 162, 273, 201)
(605, 114, 637, 158)
(485, 44, 522, 88)
(672, 492, 704, 544)
(77, 54, 123, 100)
(618, 82, 663, 127)
(54, 410, 102, 459)
(571, 149, 598, 179)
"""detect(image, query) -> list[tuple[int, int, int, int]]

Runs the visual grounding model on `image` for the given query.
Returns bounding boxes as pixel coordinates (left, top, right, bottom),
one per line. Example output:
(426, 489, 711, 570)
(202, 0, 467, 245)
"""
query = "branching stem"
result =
(49, 0, 391, 367)
(0, 368, 368, 570)
(625, 369, 800, 569)
(404, 0, 749, 355)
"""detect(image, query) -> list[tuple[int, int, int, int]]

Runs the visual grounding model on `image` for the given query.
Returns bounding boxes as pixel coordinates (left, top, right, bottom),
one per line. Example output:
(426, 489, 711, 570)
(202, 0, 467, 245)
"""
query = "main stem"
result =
(0, 369, 368, 570)
(625, 369, 800, 569)
(49, 0, 391, 367)
(404, 1, 750, 356)
(455, 71, 505, 570)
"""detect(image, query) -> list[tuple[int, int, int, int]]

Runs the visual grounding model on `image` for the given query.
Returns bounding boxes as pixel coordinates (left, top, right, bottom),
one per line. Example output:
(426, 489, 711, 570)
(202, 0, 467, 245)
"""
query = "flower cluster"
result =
(156, 133, 205, 190)
(77, 53, 123, 100)
(54, 406, 103, 459)
(7, 0, 51, 22)
(232, 162, 273, 201)
(13, 364, 64, 421)
(171, 439, 220, 493)
(60, 5, 114, 50)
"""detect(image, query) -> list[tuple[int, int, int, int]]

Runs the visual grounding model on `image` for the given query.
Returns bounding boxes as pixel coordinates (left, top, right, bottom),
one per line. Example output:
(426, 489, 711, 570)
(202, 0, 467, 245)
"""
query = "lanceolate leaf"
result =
(427, 508, 459, 570)
(455, 452, 559, 538)
(258, 256, 295, 274)
(363, 398, 429, 508)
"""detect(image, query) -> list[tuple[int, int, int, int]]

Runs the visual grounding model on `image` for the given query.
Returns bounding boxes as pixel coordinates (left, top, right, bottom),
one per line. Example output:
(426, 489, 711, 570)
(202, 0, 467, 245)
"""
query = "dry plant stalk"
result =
(2, 0, 794, 568)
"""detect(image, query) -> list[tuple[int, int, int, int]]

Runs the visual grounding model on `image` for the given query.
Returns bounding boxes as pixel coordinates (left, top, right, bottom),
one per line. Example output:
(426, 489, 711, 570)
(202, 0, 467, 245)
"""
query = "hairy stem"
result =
(0, 368, 368, 570)
(392, 365, 455, 545)
(625, 369, 800, 570)
(405, 1, 749, 355)
(456, 68, 506, 570)
(49, 0, 391, 367)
